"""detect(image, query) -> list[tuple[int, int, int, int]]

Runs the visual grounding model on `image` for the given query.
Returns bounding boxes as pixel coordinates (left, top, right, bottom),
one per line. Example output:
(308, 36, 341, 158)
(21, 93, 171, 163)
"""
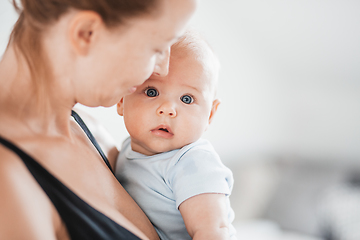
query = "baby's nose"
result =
(157, 102, 177, 117)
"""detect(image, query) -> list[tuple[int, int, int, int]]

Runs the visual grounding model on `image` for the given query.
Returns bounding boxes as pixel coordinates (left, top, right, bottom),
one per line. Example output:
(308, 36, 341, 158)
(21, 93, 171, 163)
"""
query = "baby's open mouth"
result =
(151, 125, 174, 138)
(159, 128, 169, 133)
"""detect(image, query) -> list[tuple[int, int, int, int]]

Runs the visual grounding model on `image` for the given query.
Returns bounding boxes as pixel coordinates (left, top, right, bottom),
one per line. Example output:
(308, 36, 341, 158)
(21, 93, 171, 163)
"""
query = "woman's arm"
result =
(179, 193, 230, 240)
(114, 183, 160, 240)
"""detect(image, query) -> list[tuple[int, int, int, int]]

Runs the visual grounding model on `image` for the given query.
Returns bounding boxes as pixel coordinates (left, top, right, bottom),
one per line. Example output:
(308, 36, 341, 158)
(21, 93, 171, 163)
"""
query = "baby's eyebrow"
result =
(181, 83, 201, 93)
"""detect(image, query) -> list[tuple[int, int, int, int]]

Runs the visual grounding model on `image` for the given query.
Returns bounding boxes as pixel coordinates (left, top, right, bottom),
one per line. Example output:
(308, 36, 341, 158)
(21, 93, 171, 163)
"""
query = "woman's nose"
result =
(153, 47, 170, 77)
(157, 101, 177, 117)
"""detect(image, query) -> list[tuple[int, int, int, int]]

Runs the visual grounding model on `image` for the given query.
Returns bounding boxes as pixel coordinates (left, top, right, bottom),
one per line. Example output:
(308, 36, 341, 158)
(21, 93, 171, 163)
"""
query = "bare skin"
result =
(179, 194, 230, 240)
(0, 0, 197, 239)
(116, 33, 231, 239)
(0, 48, 157, 240)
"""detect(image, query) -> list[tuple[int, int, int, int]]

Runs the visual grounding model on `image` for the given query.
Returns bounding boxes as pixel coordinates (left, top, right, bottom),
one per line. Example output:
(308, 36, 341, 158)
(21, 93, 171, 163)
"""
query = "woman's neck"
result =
(0, 46, 75, 138)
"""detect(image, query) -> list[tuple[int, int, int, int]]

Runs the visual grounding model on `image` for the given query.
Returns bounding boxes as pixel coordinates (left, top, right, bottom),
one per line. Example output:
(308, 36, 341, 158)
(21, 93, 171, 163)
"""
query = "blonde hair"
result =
(172, 29, 220, 96)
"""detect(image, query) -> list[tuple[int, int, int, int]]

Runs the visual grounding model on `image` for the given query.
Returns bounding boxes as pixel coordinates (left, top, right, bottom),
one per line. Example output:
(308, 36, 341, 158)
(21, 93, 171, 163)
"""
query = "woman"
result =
(0, 0, 197, 239)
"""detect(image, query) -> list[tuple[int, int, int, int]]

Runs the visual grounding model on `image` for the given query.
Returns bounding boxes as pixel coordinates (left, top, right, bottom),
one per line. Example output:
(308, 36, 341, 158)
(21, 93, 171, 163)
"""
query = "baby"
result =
(115, 31, 236, 240)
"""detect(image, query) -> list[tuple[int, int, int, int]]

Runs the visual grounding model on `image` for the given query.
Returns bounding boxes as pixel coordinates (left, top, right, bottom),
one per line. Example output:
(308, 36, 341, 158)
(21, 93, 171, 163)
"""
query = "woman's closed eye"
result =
(180, 94, 194, 104)
(145, 87, 159, 97)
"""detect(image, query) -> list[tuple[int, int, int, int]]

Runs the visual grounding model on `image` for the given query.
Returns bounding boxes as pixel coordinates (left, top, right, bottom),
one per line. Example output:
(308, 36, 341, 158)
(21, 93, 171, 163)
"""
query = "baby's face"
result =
(118, 47, 219, 155)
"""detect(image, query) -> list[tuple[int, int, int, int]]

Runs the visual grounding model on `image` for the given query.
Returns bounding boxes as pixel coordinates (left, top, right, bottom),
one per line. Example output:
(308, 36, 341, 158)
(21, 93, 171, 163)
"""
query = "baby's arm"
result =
(179, 193, 230, 240)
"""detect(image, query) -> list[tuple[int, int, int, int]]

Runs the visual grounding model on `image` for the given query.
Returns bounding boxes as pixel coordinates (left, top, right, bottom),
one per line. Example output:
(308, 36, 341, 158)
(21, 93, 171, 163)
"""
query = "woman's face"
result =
(78, 0, 197, 107)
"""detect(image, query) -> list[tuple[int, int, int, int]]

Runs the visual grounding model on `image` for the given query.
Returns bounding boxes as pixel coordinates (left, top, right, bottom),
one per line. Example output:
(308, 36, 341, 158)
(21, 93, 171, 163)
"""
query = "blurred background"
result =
(1, 0, 360, 239)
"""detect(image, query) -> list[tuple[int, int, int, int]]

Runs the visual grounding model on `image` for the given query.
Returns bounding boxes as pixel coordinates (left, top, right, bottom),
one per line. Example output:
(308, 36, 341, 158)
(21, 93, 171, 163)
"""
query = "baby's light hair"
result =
(171, 29, 220, 98)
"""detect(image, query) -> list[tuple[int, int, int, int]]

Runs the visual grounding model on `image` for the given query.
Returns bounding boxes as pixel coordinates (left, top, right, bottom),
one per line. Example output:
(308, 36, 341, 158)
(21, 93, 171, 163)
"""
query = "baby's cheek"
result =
(187, 124, 205, 141)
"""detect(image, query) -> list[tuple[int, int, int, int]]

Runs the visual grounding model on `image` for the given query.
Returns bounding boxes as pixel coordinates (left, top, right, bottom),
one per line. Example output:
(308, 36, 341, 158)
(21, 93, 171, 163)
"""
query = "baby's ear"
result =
(208, 99, 221, 124)
(117, 98, 125, 116)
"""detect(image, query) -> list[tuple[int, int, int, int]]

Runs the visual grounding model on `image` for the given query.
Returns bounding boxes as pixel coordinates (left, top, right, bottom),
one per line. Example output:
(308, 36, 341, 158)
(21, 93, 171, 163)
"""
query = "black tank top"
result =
(0, 110, 142, 240)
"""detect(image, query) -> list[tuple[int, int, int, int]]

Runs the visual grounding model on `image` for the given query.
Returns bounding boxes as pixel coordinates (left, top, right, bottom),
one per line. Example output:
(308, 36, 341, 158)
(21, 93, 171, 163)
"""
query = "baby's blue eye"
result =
(145, 88, 158, 97)
(181, 95, 194, 104)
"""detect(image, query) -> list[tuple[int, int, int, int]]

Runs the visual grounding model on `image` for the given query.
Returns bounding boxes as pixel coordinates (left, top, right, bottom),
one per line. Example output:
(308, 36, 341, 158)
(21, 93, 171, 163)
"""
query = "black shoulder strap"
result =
(71, 110, 113, 173)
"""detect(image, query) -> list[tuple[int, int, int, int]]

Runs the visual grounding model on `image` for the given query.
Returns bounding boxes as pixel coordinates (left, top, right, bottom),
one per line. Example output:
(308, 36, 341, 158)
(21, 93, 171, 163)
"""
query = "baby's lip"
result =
(151, 124, 174, 138)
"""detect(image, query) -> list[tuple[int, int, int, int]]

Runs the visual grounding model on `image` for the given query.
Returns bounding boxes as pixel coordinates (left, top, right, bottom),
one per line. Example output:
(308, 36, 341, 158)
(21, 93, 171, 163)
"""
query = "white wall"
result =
(1, 0, 360, 163)
(190, 0, 360, 163)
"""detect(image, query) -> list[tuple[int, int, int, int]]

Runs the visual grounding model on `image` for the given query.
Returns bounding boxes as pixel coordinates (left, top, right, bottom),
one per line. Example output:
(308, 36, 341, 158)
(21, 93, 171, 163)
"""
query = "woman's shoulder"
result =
(0, 142, 34, 179)
(0, 145, 58, 239)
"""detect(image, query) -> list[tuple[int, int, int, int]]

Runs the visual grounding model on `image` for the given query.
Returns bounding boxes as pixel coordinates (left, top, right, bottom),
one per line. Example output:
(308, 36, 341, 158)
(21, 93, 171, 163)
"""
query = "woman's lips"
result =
(151, 125, 174, 138)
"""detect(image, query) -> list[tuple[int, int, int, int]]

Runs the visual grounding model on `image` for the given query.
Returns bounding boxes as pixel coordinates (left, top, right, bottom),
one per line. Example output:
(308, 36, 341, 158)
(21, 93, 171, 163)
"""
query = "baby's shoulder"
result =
(166, 140, 222, 173)
(177, 139, 219, 160)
